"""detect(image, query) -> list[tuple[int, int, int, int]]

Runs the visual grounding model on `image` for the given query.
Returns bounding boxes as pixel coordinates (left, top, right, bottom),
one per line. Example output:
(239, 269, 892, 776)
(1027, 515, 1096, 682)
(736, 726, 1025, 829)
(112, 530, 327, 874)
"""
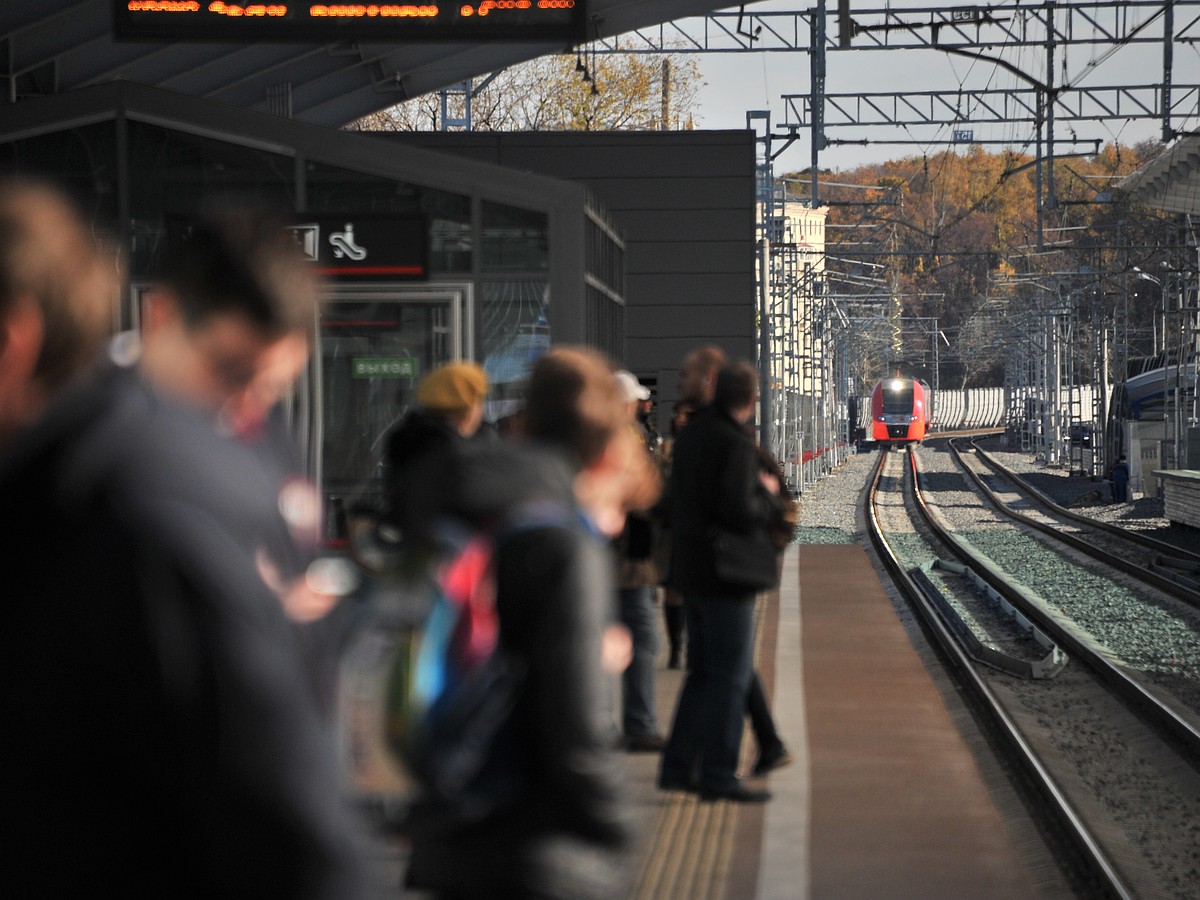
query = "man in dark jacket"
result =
(1, 199, 368, 896)
(669, 346, 793, 780)
(658, 361, 782, 803)
(614, 368, 667, 752)
(1111, 454, 1130, 503)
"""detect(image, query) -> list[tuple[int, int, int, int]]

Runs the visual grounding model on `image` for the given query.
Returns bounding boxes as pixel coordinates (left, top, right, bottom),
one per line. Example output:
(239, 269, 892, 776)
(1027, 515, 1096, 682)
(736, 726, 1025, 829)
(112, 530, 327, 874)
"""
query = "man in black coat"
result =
(1, 198, 368, 896)
(658, 361, 782, 803)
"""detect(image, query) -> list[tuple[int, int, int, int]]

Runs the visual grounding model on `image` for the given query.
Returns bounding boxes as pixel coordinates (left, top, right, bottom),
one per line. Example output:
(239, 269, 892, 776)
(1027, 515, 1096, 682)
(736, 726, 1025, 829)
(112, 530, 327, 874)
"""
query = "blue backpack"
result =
(383, 526, 524, 820)
(338, 505, 565, 823)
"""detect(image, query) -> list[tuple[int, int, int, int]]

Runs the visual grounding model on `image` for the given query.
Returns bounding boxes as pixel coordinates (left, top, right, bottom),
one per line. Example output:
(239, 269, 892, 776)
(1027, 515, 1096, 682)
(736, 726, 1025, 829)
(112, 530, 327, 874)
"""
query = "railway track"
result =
(933, 441, 1200, 733)
(867, 445, 1200, 899)
(953, 438, 1200, 606)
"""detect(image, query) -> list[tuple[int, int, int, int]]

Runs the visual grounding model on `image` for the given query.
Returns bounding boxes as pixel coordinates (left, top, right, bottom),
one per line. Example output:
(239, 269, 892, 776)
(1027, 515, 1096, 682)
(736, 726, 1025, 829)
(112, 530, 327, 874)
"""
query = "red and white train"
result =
(870, 376, 932, 445)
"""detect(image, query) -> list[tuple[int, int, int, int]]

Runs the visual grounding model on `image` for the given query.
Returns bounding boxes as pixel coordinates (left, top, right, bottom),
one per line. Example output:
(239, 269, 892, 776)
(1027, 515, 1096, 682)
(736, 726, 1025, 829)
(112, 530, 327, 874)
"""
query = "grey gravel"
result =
(976, 435, 1200, 554)
(793, 451, 876, 543)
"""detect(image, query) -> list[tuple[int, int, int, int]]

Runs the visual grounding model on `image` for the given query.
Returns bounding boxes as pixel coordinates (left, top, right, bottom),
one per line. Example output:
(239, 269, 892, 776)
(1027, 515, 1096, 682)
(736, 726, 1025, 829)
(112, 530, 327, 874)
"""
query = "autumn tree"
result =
(794, 141, 1172, 388)
(352, 50, 703, 133)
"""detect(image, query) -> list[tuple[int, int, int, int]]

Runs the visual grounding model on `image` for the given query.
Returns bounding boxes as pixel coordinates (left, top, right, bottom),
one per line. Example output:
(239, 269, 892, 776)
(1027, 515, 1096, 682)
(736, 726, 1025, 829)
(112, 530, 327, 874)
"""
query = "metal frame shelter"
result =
(1, 1, 738, 126)
(0, 78, 632, 524)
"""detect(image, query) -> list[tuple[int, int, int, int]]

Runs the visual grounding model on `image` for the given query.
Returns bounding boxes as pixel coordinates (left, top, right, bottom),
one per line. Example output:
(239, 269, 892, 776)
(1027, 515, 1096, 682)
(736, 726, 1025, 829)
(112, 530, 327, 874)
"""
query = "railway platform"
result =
(623, 542, 1047, 899)
(383, 539, 1055, 897)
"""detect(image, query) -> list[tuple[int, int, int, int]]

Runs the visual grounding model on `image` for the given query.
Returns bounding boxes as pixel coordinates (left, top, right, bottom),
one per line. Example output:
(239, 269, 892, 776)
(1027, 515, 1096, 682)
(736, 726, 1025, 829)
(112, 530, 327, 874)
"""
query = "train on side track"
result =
(870, 376, 932, 445)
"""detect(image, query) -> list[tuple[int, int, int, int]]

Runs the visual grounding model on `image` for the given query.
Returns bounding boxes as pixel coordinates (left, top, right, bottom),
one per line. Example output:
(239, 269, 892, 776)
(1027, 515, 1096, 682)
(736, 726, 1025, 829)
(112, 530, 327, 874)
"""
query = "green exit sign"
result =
(353, 357, 418, 378)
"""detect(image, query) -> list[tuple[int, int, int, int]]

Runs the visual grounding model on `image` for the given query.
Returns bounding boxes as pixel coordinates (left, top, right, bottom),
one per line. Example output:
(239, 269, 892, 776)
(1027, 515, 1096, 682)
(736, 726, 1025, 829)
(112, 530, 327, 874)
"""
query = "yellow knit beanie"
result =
(416, 361, 489, 413)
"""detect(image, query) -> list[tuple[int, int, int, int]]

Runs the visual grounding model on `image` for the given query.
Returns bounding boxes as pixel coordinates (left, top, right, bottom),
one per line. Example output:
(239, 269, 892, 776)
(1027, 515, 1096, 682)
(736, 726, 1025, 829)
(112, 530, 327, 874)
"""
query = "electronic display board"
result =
(114, 2, 586, 43)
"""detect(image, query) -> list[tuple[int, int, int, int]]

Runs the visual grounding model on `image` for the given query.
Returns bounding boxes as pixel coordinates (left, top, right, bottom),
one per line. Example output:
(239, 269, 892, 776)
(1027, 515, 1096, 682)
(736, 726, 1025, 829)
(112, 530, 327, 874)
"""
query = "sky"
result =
(671, 0, 1200, 178)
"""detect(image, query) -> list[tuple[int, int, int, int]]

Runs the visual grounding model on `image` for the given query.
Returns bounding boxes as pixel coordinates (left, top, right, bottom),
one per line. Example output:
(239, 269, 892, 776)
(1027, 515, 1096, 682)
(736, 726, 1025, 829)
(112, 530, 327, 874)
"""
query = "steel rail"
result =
(949, 439, 1200, 608)
(968, 438, 1200, 567)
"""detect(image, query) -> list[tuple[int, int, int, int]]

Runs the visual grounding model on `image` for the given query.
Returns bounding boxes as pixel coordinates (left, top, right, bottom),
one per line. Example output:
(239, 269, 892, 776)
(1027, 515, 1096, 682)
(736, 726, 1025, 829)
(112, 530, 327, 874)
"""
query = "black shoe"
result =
(752, 745, 794, 778)
(625, 733, 668, 753)
(699, 782, 772, 803)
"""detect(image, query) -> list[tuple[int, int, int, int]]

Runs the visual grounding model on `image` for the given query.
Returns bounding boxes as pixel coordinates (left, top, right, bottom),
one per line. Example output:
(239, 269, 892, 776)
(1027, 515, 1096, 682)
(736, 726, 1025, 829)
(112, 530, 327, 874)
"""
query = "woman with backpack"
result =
(403, 347, 659, 899)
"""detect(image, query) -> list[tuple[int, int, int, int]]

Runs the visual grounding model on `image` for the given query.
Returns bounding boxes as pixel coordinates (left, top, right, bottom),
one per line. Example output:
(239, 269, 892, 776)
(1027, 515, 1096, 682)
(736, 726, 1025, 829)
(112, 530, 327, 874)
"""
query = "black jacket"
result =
(383, 408, 465, 541)
(0, 360, 367, 897)
(404, 441, 635, 899)
(666, 404, 782, 597)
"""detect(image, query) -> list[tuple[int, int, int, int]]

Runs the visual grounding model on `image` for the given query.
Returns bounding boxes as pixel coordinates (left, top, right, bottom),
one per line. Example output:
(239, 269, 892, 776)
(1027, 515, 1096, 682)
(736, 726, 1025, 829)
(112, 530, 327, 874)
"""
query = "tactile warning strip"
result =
(630, 592, 777, 900)
(633, 791, 736, 900)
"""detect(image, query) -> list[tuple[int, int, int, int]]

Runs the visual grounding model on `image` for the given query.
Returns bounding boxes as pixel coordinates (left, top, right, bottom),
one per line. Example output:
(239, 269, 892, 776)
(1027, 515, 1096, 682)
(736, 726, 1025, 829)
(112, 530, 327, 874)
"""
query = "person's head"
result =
(526, 347, 625, 470)
(678, 345, 727, 407)
(614, 369, 649, 423)
(0, 177, 117, 444)
(714, 361, 758, 424)
(416, 361, 489, 436)
(139, 201, 319, 437)
(637, 396, 654, 422)
(670, 401, 693, 437)
(525, 346, 660, 534)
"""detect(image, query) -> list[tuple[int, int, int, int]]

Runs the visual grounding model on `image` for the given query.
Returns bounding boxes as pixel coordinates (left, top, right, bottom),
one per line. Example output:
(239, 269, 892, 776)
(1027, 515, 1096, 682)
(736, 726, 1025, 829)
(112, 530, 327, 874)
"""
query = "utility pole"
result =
(661, 59, 670, 129)
(810, 2, 826, 209)
(1165, 0, 1176, 141)
(1046, 1, 1057, 221)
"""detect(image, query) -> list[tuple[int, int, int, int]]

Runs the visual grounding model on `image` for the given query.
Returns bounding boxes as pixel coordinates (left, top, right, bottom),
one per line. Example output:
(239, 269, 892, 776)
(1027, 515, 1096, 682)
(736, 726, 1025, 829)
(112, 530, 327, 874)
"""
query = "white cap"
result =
(615, 369, 651, 402)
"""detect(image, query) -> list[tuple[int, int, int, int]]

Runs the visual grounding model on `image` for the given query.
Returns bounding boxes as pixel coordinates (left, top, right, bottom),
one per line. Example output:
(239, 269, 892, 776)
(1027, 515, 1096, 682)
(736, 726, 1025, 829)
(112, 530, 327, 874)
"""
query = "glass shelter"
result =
(0, 82, 625, 529)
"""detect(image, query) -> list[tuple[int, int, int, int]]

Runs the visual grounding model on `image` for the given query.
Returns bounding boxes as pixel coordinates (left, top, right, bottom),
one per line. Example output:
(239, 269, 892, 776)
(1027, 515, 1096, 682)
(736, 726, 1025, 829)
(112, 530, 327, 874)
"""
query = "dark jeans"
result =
(619, 584, 659, 736)
(660, 592, 756, 792)
(747, 671, 783, 753)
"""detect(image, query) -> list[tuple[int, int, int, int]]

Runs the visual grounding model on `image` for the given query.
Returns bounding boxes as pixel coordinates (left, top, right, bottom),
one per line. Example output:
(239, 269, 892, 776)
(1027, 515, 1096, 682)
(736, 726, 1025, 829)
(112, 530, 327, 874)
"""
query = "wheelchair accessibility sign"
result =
(288, 215, 427, 281)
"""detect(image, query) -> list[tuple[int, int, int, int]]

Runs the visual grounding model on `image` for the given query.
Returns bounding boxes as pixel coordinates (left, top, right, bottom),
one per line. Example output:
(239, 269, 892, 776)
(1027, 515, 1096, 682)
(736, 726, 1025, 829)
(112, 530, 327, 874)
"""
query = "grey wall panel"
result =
(500, 143, 753, 179)
(627, 272, 752, 302)
(395, 131, 755, 179)
(382, 129, 756, 409)
(628, 337, 757, 370)
(629, 304, 750, 335)
(581, 177, 752, 211)
(625, 241, 749, 274)
(618, 209, 754, 243)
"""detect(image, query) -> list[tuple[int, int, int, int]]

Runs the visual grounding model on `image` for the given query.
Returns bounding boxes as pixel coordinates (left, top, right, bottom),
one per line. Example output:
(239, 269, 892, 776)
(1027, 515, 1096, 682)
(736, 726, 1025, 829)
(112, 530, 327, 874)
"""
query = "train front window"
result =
(881, 386, 914, 416)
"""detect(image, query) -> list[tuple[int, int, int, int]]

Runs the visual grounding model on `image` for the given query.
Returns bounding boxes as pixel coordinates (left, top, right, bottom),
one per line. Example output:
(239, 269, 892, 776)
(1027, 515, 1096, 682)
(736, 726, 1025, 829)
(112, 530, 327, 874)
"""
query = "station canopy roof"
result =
(2, 1, 734, 128)
(1117, 134, 1200, 216)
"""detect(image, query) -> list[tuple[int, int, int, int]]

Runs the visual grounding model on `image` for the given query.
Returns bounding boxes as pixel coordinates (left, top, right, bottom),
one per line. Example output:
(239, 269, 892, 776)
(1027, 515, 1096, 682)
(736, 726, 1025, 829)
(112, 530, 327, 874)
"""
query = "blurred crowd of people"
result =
(0, 175, 793, 898)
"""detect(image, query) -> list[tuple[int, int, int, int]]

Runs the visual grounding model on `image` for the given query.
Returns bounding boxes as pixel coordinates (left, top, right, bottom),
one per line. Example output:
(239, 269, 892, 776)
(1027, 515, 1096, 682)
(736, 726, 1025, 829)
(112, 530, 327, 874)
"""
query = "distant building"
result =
(759, 200, 831, 484)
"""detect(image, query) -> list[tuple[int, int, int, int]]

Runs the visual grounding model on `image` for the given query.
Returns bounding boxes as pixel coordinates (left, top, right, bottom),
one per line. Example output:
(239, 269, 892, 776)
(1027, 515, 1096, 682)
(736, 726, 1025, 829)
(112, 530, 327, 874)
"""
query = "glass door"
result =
(312, 285, 470, 539)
